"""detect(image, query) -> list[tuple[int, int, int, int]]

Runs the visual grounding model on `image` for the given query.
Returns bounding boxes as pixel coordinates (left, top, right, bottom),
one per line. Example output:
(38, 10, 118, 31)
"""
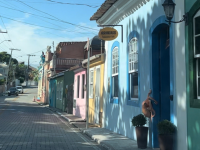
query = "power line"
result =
(45, 0, 99, 8)
(13, 0, 99, 31)
(0, 16, 15, 48)
(0, 15, 97, 35)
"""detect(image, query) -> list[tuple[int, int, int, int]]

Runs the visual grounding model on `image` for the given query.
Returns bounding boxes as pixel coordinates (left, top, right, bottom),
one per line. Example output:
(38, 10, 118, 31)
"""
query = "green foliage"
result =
(15, 64, 26, 79)
(18, 77, 24, 83)
(132, 114, 147, 127)
(157, 120, 176, 134)
(30, 68, 39, 81)
(0, 79, 5, 85)
(0, 52, 18, 65)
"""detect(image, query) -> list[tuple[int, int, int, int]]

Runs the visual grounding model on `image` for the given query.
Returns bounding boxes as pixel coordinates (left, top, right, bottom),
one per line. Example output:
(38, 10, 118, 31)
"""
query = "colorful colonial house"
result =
(90, 0, 187, 149)
(49, 70, 74, 112)
(82, 53, 105, 127)
(70, 63, 87, 119)
(70, 36, 105, 121)
(185, 0, 200, 149)
(81, 36, 105, 127)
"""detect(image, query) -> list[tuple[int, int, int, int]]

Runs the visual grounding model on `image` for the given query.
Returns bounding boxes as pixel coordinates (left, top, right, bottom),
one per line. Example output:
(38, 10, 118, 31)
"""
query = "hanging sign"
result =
(98, 27, 118, 41)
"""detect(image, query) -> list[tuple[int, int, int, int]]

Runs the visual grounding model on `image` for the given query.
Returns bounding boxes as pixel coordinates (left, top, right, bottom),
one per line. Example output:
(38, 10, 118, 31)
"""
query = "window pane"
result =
(198, 77, 200, 97)
(198, 59, 200, 76)
(130, 73, 138, 98)
(90, 84, 93, 97)
(77, 76, 80, 98)
(113, 76, 118, 97)
(195, 16, 200, 35)
(82, 74, 85, 98)
(195, 36, 200, 55)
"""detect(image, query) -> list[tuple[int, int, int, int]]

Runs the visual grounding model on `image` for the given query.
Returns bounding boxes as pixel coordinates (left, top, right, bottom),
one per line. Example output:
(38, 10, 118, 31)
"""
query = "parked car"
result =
(8, 87, 19, 96)
(16, 86, 23, 94)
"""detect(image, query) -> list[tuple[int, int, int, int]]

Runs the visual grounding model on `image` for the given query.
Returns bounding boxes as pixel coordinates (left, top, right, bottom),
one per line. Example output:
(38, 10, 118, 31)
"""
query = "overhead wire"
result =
(0, 15, 96, 35)
(0, 4, 98, 35)
(0, 16, 14, 48)
(45, 0, 99, 8)
(14, 0, 99, 31)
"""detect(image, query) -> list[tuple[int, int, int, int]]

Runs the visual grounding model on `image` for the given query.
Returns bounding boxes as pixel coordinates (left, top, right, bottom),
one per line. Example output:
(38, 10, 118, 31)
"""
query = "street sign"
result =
(98, 27, 118, 41)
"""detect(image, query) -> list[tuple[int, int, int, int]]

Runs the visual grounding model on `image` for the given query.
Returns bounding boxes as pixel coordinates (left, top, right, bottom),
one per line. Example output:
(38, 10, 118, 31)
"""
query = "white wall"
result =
(173, 0, 187, 150)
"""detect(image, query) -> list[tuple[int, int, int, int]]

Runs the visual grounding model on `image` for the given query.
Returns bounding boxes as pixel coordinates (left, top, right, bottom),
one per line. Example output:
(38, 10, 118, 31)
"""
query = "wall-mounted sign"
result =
(98, 27, 118, 41)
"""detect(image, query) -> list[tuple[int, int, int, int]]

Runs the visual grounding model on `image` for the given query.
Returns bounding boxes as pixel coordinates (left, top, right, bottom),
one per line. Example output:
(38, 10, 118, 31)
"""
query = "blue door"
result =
(151, 23, 170, 148)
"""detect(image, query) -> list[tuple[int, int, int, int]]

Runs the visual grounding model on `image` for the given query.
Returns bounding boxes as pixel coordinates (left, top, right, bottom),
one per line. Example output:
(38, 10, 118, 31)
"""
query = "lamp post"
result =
(0, 40, 11, 44)
(162, 0, 188, 25)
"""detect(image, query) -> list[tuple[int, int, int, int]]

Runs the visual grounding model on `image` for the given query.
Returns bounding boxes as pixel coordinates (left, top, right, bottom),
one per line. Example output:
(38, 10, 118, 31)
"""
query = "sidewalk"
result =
(45, 106, 153, 150)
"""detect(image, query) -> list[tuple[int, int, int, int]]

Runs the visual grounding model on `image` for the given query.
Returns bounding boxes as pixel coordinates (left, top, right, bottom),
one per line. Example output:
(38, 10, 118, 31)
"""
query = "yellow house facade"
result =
(87, 54, 105, 127)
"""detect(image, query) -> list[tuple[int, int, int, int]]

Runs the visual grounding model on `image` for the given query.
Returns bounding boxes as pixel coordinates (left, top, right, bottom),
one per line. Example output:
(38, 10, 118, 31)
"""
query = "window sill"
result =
(110, 97, 119, 104)
(127, 99, 140, 107)
(130, 98, 138, 101)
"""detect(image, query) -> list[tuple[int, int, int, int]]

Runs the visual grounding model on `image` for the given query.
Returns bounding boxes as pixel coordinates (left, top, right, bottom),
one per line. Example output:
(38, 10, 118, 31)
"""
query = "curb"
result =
(44, 106, 111, 150)
(82, 129, 111, 150)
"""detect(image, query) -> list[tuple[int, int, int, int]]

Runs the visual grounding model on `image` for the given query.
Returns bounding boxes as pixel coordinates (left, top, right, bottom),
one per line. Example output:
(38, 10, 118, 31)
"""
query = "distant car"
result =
(8, 87, 19, 96)
(16, 86, 23, 94)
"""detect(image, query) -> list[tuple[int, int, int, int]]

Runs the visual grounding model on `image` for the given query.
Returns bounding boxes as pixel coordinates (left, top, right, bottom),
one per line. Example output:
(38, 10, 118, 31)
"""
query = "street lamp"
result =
(0, 40, 11, 44)
(162, 0, 188, 25)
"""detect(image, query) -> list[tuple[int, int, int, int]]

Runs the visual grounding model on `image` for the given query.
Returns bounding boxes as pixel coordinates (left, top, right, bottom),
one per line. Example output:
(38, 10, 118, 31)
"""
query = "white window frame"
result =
(194, 10, 200, 58)
(129, 38, 138, 101)
(89, 68, 94, 98)
(112, 47, 119, 99)
(129, 38, 138, 73)
(194, 10, 200, 99)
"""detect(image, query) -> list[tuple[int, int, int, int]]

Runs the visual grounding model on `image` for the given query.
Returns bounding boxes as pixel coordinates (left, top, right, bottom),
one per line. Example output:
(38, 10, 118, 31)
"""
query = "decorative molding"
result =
(97, 0, 151, 25)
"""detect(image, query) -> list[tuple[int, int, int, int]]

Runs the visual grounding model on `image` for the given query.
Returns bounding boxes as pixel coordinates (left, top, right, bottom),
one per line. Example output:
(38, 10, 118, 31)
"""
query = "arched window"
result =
(129, 38, 138, 100)
(194, 10, 200, 99)
(112, 47, 119, 98)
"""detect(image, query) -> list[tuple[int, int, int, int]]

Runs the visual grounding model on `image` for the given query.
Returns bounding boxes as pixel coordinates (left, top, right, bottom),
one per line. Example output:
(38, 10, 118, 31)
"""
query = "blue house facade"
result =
(91, 0, 187, 149)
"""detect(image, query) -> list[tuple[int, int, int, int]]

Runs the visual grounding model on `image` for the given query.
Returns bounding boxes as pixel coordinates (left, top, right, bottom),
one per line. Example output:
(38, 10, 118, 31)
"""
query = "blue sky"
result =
(0, 0, 105, 67)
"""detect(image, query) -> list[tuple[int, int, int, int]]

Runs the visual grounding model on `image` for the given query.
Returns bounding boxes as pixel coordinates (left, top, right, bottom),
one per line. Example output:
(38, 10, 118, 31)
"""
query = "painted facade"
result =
(49, 78, 56, 108)
(82, 54, 105, 126)
(63, 71, 74, 113)
(49, 70, 74, 112)
(185, 0, 200, 150)
(73, 67, 86, 119)
(91, 0, 187, 149)
(55, 75, 64, 110)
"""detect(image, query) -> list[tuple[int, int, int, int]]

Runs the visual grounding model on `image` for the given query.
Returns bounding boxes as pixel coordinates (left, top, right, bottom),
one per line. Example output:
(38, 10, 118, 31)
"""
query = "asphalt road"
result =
(0, 87, 106, 150)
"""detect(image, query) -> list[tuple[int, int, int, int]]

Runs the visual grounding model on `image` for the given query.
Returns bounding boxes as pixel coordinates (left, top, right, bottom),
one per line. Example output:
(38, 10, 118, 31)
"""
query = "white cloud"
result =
(1, 21, 95, 67)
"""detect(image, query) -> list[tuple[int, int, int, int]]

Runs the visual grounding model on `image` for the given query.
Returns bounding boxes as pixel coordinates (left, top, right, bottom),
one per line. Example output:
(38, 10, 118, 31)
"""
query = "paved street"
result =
(0, 87, 105, 150)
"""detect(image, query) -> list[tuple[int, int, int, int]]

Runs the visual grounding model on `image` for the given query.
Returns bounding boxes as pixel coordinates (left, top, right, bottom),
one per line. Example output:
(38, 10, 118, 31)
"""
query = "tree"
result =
(0, 52, 18, 65)
(0, 79, 5, 85)
(29, 68, 39, 81)
(18, 77, 24, 84)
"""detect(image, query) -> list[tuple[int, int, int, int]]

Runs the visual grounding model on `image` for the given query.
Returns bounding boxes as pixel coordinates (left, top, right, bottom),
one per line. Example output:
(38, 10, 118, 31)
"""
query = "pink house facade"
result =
(73, 68, 86, 119)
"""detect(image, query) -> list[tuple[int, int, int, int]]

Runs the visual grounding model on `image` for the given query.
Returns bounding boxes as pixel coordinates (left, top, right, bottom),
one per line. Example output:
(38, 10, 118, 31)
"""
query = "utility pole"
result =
(52, 41, 54, 52)
(6, 48, 21, 91)
(52, 41, 56, 75)
(86, 38, 90, 129)
(26, 54, 35, 87)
